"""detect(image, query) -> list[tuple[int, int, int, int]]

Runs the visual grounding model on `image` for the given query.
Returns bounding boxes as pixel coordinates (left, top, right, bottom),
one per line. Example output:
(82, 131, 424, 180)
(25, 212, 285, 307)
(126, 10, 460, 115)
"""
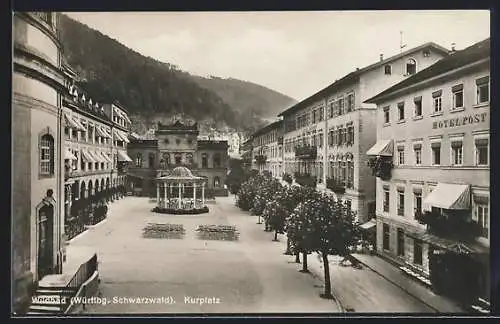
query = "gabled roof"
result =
(278, 42, 450, 117)
(365, 38, 490, 104)
(251, 119, 283, 138)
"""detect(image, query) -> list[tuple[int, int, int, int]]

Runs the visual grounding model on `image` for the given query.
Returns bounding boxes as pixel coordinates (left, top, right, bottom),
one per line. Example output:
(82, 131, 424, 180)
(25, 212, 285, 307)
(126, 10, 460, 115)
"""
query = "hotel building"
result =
(278, 42, 448, 223)
(12, 12, 67, 313)
(251, 120, 284, 177)
(365, 38, 490, 306)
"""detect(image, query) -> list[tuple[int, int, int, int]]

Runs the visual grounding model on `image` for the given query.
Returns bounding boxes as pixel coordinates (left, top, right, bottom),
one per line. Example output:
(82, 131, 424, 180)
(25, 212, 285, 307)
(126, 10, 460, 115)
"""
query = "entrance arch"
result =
(37, 203, 54, 279)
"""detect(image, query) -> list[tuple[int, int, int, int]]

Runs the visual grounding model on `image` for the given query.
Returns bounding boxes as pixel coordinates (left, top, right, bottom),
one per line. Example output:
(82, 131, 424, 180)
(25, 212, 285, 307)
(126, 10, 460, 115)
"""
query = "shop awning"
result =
(95, 125, 107, 137)
(117, 150, 133, 162)
(89, 151, 105, 163)
(64, 113, 80, 130)
(81, 149, 96, 163)
(366, 139, 393, 156)
(100, 152, 113, 163)
(73, 118, 86, 131)
(101, 127, 112, 138)
(113, 129, 130, 143)
(406, 231, 488, 255)
(359, 218, 377, 230)
(423, 183, 470, 210)
(64, 149, 77, 160)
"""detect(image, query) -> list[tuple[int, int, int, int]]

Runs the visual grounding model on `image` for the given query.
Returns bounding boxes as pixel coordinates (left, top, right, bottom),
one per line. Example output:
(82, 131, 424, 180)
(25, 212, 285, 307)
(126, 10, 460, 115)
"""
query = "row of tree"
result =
(235, 173, 360, 299)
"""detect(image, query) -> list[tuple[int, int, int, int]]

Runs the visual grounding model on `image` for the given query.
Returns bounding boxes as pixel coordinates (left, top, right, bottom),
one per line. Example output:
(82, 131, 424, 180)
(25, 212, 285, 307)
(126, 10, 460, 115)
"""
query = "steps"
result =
(26, 286, 76, 315)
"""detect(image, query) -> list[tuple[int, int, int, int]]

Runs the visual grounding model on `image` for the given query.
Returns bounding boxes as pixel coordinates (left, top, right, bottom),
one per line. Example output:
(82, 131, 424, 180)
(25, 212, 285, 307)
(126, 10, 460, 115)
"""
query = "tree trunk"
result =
(295, 251, 301, 263)
(320, 251, 333, 299)
(300, 252, 309, 273)
(273, 230, 278, 241)
(284, 238, 293, 255)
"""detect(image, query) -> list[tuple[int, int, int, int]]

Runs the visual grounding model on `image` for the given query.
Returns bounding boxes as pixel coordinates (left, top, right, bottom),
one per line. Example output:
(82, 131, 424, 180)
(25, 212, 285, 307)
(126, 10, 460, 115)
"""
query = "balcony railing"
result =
(416, 210, 481, 241)
(294, 145, 317, 160)
(255, 155, 267, 165)
(294, 172, 317, 188)
(367, 156, 394, 180)
(326, 177, 345, 194)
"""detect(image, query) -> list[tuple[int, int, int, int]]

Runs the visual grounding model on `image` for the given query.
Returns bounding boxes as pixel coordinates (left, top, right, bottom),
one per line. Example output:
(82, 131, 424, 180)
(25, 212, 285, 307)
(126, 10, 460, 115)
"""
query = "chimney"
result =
(380, 54, 384, 61)
(449, 42, 456, 55)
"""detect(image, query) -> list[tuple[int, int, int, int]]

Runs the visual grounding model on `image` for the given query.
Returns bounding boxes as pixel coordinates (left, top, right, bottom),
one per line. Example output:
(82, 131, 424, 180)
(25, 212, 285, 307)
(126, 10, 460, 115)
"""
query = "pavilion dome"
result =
(171, 166, 194, 178)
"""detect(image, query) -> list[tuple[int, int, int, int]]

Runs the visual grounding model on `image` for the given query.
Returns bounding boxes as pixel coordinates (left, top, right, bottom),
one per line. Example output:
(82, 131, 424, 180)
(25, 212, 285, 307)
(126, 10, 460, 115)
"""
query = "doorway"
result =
(38, 204, 54, 280)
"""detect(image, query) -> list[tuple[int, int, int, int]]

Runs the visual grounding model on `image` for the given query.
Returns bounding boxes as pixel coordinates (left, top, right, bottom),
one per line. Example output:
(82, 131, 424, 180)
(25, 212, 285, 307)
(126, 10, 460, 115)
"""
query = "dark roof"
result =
(251, 119, 283, 138)
(278, 42, 450, 117)
(156, 120, 198, 132)
(198, 140, 229, 148)
(365, 38, 490, 104)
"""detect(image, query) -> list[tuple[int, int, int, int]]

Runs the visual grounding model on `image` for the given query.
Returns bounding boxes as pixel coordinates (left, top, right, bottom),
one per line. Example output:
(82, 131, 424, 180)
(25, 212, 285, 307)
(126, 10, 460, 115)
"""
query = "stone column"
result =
(202, 183, 205, 206)
(193, 183, 197, 208)
(163, 183, 167, 208)
(156, 181, 160, 205)
(178, 183, 182, 209)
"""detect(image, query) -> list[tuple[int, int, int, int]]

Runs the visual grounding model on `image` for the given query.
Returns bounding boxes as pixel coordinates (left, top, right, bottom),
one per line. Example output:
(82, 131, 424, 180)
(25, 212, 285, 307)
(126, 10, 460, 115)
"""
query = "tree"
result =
(262, 197, 287, 241)
(306, 194, 358, 299)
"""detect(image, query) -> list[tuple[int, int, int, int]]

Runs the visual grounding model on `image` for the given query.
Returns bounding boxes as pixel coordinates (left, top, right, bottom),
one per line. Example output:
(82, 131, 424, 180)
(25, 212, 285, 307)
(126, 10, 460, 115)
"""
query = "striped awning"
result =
(101, 127, 112, 138)
(367, 139, 394, 157)
(81, 149, 96, 163)
(95, 125, 107, 137)
(89, 151, 105, 163)
(63, 113, 86, 131)
(113, 129, 130, 143)
(117, 150, 132, 162)
(423, 183, 470, 210)
(100, 152, 113, 163)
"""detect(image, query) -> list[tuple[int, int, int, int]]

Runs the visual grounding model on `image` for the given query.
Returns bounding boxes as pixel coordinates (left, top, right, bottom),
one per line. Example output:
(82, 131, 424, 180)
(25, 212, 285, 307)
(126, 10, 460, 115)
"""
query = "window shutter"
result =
(432, 90, 442, 98)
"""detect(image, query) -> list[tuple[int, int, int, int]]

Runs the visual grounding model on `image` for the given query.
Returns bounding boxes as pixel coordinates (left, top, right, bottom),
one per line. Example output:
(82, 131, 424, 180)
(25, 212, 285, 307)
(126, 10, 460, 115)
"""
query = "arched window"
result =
(406, 58, 417, 75)
(202, 153, 208, 168)
(213, 153, 221, 168)
(214, 176, 220, 187)
(80, 181, 86, 199)
(88, 181, 93, 197)
(40, 134, 55, 176)
(135, 153, 143, 167)
(94, 179, 99, 193)
(148, 153, 155, 169)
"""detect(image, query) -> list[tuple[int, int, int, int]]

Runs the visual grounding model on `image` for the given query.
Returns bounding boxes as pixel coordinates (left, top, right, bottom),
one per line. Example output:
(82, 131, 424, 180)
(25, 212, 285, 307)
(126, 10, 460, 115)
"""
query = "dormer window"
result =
(384, 65, 392, 75)
(423, 49, 431, 57)
(406, 59, 417, 75)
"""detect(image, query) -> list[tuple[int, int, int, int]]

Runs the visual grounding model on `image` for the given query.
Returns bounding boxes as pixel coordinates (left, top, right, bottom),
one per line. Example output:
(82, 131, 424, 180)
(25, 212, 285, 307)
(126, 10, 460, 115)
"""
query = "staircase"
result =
(26, 286, 76, 315)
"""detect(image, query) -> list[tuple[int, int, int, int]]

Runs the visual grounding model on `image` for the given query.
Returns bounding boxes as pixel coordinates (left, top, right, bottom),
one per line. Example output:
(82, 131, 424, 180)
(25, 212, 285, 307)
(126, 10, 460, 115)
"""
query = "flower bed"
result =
(142, 223, 186, 239)
(196, 225, 239, 241)
(152, 206, 209, 214)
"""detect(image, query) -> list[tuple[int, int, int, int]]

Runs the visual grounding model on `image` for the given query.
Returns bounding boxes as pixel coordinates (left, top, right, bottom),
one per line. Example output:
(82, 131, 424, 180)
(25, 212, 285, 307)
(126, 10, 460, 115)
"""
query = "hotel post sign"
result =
(432, 112, 488, 130)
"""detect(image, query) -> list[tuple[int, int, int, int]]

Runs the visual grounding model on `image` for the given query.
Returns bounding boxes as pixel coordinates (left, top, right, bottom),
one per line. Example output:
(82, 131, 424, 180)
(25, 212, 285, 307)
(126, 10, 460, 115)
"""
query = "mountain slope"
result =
(58, 14, 295, 135)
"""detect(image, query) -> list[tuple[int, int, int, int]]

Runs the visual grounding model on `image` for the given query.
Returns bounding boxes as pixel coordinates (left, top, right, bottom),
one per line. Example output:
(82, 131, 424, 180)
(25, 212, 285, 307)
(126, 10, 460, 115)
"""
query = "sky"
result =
(66, 11, 490, 101)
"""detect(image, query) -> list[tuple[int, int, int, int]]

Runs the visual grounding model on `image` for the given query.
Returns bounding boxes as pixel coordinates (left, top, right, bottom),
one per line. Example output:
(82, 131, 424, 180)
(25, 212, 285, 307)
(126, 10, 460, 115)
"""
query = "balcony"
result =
(326, 178, 345, 194)
(294, 172, 317, 188)
(255, 155, 267, 165)
(277, 136, 284, 145)
(294, 146, 317, 160)
(367, 156, 394, 181)
(415, 210, 482, 241)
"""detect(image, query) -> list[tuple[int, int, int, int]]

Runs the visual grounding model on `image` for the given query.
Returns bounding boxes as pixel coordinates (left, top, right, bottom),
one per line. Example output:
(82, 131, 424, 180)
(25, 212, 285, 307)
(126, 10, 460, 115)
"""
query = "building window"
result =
(346, 93, 355, 112)
(213, 153, 221, 168)
(397, 229, 405, 257)
(384, 65, 392, 75)
(174, 153, 182, 165)
(347, 124, 354, 146)
(406, 58, 417, 75)
(423, 49, 431, 57)
(414, 97, 422, 117)
(383, 106, 390, 124)
(338, 97, 344, 115)
(397, 146, 405, 165)
(383, 224, 390, 251)
(383, 187, 390, 213)
(135, 153, 143, 167)
(328, 130, 334, 147)
(318, 133, 323, 148)
(413, 240, 423, 265)
(414, 144, 422, 165)
(414, 191, 422, 217)
(452, 84, 464, 109)
(431, 142, 441, 165)
(476, 76, 490, 104)
(347, 161, 354, 189)
(312, 110, 317, 124)
(149, 153, 155, 168)
(214, 176, 220, 187)
(201, 153, 208, 168)
(432, 90, 442, 113)
(397, 102, 405, 121)
(319, 107, 324, 121)
(397, 189, 405, 216)
(475, 138, 489, 166)
(328, 102, 334, 119)
(474, 198, 489, 239)
(451, 140, 463, 165)
(40, 134, 55, 176)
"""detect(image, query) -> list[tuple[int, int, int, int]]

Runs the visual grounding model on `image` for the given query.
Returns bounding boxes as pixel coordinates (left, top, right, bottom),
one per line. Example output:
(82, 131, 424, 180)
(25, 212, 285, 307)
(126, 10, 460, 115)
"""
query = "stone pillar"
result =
(193, 183, 197, 208)
(202, 182, 205, 206)
(178, 183, 182, 209)
(163, 183, 167, 208)
(156, 181, 160, 204)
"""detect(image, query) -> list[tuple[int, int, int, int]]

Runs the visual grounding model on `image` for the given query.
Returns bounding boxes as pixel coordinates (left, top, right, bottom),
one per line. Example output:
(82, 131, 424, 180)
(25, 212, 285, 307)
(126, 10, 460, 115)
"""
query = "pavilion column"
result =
(163, 184, 167, 208)
(178, 183, 182, 209)
(202, 183, 205, 206)
(156, 182, 160, 204)
(193, 183, 197, 208)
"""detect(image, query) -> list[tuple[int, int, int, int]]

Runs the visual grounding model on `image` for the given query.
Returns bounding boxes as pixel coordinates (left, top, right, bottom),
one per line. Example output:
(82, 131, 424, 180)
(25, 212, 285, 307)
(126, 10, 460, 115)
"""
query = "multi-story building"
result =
(239, 137, 253, 173)
(126, 117, 229, 197)
(365, 38, 490, 307)
(278, 42, 449, 223)
(250, 120, 284, 176)
(61, 63, 132, 242)
(12, 12, 67, 313)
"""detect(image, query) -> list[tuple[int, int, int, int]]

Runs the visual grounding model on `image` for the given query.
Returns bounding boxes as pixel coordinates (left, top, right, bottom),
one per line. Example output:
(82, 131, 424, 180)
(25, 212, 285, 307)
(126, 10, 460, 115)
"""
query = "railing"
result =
(61, 253, 98, 311)
(326, 177, 345, 194)
(294, 146, 317, 160)
(367, 156, 394, 180)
